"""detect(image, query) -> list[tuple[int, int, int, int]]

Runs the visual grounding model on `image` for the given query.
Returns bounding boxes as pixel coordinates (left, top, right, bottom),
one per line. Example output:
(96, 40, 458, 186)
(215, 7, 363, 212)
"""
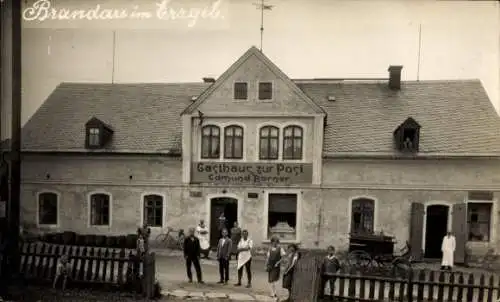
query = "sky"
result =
(1, 0, 499, 139)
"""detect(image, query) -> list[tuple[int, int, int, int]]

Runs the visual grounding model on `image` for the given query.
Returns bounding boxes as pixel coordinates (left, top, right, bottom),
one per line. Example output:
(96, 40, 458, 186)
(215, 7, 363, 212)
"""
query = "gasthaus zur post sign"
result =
(191, 162, 313, 185)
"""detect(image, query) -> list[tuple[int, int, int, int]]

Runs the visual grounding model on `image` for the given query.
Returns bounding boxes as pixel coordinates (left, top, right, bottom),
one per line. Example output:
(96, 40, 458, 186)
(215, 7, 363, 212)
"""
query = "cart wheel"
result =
(347, 251, 372, 272)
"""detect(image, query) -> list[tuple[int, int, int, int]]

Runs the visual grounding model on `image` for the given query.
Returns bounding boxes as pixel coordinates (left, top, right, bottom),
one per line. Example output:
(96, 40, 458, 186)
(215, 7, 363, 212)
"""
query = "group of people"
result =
(182, 218, 342, 300)
(182, 220, 255, 288)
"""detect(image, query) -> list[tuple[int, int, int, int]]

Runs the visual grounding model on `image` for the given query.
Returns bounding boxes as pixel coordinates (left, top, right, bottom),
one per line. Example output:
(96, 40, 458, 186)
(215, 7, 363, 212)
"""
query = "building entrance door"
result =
(209, 197, 238, 249)
(424, 205, 449, 258)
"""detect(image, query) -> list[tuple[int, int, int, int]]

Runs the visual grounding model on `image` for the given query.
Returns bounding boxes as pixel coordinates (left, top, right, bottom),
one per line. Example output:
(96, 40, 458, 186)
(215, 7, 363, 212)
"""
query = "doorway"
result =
(424, 205, 449, 258)
(210, 197, 238, 248)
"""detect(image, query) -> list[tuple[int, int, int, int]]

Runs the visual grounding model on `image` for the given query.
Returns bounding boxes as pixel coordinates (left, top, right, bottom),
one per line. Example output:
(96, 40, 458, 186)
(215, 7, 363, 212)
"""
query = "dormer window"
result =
(85, 117, 114, 149)
(234, 82, 248, 100)
(394, 117, 421, 152)
(258, 82, 272, 100)
(88, 128, 100, 147)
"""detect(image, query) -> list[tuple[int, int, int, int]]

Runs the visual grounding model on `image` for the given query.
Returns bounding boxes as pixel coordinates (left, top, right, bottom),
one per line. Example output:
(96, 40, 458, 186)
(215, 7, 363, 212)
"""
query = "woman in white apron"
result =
(196, 220, 210, 258)
(235, 229, 253, 288)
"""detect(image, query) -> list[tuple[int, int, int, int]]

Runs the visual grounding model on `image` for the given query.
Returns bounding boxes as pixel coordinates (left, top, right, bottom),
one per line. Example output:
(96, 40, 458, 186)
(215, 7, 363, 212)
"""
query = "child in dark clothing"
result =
(319, 246, 341, 299)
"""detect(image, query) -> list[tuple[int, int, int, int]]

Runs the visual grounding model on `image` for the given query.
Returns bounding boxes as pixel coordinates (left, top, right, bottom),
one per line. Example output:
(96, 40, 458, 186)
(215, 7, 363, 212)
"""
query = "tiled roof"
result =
(21, 83, 211, 153)
(21, 80, 500, 155)
(297, 80, 500, 154)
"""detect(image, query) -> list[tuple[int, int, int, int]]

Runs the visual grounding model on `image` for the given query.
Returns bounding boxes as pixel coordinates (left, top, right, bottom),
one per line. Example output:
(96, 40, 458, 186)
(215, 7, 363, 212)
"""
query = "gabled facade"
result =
(15, 46, 500, 261)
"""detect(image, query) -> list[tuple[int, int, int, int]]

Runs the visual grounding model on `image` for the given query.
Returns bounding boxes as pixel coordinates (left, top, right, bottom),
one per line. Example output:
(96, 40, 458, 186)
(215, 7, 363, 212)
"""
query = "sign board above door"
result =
(191, 162, 313, 185)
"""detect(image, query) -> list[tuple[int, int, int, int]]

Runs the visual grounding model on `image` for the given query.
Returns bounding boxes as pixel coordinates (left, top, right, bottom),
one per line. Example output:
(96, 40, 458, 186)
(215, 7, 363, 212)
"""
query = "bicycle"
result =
(154, 227, 185, 250)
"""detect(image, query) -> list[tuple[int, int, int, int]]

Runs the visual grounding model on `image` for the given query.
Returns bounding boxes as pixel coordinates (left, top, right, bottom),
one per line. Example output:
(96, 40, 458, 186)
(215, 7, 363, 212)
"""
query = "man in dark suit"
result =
(183, 227, 204, 283)
(216, 228, 232, 284)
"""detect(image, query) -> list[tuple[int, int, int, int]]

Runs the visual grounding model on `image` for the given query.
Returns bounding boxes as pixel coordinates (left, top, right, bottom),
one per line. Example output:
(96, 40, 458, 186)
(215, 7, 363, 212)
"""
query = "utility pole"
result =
(253, 0, 273, 52)
(8, 0, 22, 284)
(416, 23, 422, 81)
(111, 30, 116, 83)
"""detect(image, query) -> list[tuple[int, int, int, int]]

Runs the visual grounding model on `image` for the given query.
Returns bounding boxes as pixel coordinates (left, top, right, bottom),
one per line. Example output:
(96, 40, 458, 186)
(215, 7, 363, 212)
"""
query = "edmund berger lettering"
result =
(195, 163, 305, 184)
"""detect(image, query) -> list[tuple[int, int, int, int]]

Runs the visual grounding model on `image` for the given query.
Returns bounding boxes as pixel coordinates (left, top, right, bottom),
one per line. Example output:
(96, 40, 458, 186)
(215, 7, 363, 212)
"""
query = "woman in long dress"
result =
(282, 244, 300, 301)
(235, 230, 253, 288)
(265, 236, 286, 299)
(196, 219, 210, 259)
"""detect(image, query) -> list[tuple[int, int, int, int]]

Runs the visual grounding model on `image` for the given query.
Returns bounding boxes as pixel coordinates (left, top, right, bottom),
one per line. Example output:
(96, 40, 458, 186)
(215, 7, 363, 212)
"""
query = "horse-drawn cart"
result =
(347, 232, 413, 277)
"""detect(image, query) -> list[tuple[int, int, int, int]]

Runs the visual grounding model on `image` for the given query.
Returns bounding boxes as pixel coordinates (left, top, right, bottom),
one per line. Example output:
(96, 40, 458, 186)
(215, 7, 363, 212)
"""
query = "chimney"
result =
(203, 77, 215, 83)
(388, 65, 403, 90)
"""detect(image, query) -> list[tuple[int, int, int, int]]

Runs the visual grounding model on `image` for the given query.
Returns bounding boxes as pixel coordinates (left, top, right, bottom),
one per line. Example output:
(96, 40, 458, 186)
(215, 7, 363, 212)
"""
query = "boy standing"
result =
(319, 246, 340, 299)
(216, 229, 232, 284)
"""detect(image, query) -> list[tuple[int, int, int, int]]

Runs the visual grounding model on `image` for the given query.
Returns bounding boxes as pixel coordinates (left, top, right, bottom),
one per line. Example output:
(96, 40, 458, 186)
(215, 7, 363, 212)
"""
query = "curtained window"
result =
(267, 194, 297, 240)
(88, 128, 100, 146)
(201, 125, 220, 159)
(283, 126, 303, 160)
(224, 125, 244, 159)
(259, 126, 279, 160)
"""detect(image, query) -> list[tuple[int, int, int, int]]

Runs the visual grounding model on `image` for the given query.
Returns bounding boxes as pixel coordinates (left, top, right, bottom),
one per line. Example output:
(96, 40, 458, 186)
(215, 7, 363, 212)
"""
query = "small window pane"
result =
(283, 126, 303, 160)
(259, 82, 272, 100)
(201, 126, 220, 159)
(144, 195, 164, 227)
(467, 203, 492, 242)
(259, 126, 279, 160)
(351, 198, 375, 234)
(38, 193, 58, 225)
(234, 82, 248, 100)
(90, 194, 110, 226)
(224, 126, 244, 159)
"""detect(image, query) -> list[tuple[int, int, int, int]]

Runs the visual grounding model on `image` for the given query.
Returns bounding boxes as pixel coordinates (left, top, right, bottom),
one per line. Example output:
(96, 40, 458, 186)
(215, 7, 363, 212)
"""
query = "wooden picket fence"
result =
(18, 242, 157, 298)
(292, 256, 500, 302)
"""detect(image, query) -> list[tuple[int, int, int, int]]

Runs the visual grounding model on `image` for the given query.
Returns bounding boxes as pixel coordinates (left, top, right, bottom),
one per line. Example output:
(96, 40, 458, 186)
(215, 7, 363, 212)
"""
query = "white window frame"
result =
(199, 124, 222, 161)
(257, 124, 281, 161)
(255, 122, 307, 163)
(263, 189, 302, 243)
(36, 190, 60, 228)
(87, 191, 112, 227)
(347, 196, 379, 235)
(466, 198, 497, 244)
(282, 124, 305, 162)
(88, 127, 100, 146)
(140, 192, 167, 229)
(199, 122, 247, 162)
(223, 124, 246, 160)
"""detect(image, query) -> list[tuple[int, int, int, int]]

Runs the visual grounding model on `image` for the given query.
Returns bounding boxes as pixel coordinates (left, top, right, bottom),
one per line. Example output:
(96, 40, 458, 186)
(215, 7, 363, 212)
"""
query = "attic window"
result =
(234, 82, 248, 100)
(393, 117, 421, 153)
(85, 117, 114, 149)
(258, 82, 272, 100)
(88, 128, 100, 147)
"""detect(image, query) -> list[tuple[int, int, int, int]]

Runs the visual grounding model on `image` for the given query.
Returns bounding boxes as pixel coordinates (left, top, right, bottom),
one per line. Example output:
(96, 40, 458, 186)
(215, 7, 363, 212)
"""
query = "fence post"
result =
(142, 252, 156, 299)
(406, 268, 413, 302)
